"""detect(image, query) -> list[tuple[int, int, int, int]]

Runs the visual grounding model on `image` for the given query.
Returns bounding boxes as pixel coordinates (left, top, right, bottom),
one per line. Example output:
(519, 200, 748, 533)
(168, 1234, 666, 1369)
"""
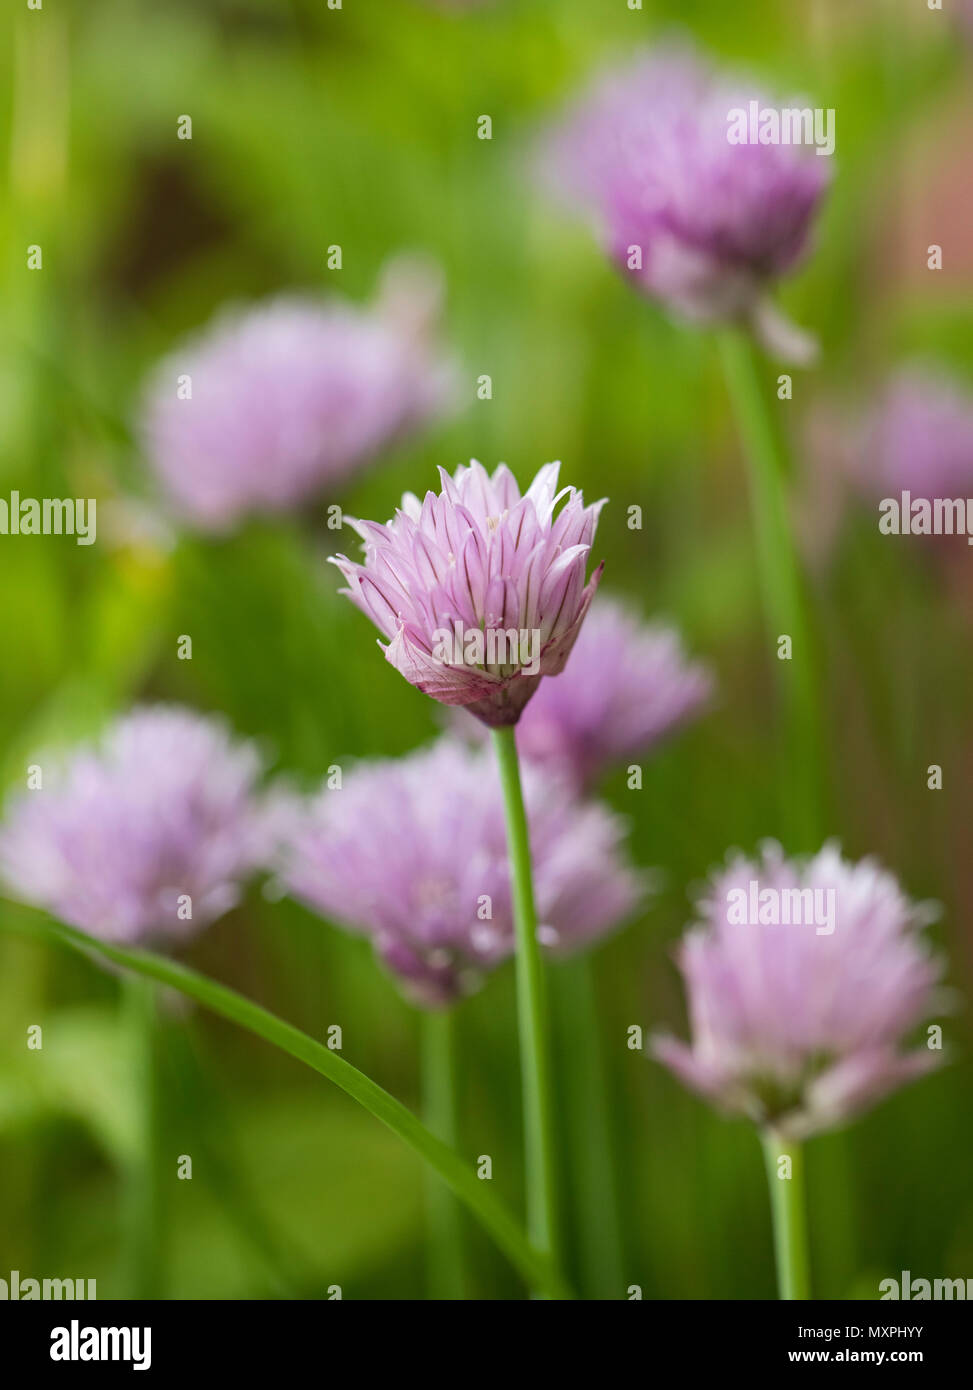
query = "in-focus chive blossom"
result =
(457, 594, 713, 791)
(652, 841, 945, 1140)
(278, 738, 647, 1009)
(0, 706, 272, 946)
(140, 258, 458, 532)
(541, 43, 832, 363)
(330, 459, 605, 727)
(333, 458, 605, 1282)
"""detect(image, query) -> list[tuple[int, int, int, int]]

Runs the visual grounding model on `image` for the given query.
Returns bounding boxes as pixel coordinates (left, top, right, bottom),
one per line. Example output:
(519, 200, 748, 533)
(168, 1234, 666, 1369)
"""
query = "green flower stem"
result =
(552, 955, 625, 1299)
(6, 915, 571, 1301)
(121, 974, 162, 1299)
(421, 1007, 466, 1299)
(717, 328, 823, 851)
(491, 725, 559, 1278)
(761, 1131, 811, 1300)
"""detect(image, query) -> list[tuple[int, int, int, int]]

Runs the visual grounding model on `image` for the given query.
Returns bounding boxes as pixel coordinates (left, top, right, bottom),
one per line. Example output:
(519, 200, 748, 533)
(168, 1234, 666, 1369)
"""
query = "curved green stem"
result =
(421, 1007, 466, 1299)
(491, 726, 559, 1280)
(4, 914, 571, 1301)
(761, 1131, 811, 1300)
(717, 328, 823, 851)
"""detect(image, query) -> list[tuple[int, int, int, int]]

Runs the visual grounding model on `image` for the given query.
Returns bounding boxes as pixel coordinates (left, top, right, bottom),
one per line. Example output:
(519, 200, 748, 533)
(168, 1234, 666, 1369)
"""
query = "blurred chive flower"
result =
(799, 365, 973, 565)
(859, 365, 973, 503)
(458, 594, 713, 790)
(0, 706, 271, 945)
(653, 842, 944, 1140)
(331, 459, 604, 727)
(278, 738, 647, 1008)
(141, 257, 457, 532)
(541, 44, 832, 362)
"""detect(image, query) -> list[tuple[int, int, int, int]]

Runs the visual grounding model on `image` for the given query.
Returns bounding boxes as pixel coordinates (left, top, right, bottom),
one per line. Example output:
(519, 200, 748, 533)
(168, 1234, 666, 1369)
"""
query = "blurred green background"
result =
(1, 0, 971, 1299)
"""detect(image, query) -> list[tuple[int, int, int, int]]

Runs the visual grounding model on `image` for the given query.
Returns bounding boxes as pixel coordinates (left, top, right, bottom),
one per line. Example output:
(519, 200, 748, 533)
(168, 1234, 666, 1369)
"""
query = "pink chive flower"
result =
(541, 44, 832, 362)
(0, 706, 271, 946)
(279, 739, 647, 1008)
(330, 459, 605, 727)
(140, 258, 457, 532)
(455, 594, 713, 790)
(859, 365, 973, 503)
(653, 843, 944, 1139)
(797, 367, 973, 567)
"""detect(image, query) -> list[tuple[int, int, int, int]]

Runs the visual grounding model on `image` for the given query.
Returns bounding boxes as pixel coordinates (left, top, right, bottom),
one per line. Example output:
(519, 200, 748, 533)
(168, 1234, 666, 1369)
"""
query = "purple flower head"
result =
(512, 595, 712, 790)
(0, 706, 271, 946)
(330, 459, 605, 727)
(859, 365, 973, 503)
(542, 44, 832, 361)
(279, 738, 647, 1008)
(653, 842, 944, 1139)
(141, 257, 457, 532)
